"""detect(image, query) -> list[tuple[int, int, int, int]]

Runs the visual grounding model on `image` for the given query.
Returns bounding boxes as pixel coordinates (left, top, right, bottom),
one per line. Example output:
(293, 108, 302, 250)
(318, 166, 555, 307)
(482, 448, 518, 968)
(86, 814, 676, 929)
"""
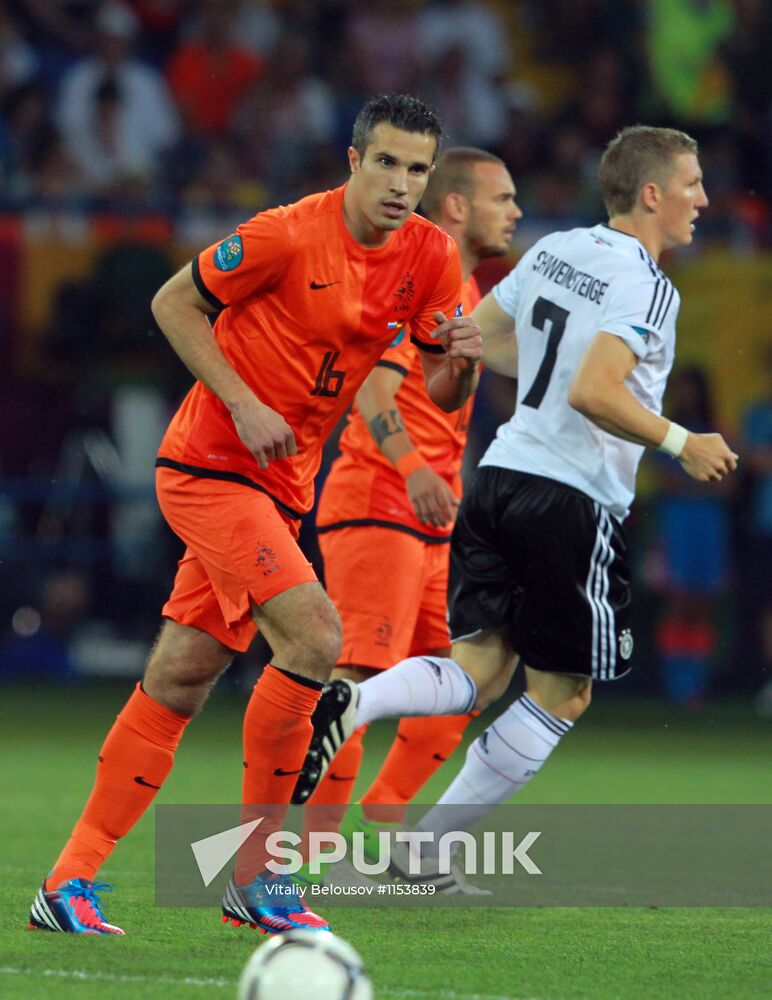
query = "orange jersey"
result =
(157, 185, 462, 517)
(316, 275, 481, 539)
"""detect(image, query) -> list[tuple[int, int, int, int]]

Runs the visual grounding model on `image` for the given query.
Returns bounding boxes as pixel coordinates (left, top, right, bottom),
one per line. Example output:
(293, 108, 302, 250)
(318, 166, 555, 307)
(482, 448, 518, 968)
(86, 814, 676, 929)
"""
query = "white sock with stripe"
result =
(417, 693, 572, 838)
(354, 656, 477, 728)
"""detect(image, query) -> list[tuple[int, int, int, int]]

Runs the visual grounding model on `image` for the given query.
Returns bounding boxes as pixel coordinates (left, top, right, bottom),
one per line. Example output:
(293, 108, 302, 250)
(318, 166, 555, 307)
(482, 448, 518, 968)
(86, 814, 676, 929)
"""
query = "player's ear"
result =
(640, 180, 661, 213)
(348, 146, 361, 174)
(445, 192, 469, 224)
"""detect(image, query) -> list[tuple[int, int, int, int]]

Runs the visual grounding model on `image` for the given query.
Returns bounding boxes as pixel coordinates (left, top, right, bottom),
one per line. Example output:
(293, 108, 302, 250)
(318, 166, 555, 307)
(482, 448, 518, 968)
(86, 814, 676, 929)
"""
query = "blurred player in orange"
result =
(297, 149, 521, 840)
(28, 94, 483, 937)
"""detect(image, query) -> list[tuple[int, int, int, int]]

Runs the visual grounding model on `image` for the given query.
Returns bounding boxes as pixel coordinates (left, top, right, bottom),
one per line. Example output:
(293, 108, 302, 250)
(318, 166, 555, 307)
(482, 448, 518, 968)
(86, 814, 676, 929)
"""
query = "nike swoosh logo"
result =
(134, 775, 161, 789)
(273, 767, 304, 777)
(310, 280, 340, 290)
(328, 774, 356, 781)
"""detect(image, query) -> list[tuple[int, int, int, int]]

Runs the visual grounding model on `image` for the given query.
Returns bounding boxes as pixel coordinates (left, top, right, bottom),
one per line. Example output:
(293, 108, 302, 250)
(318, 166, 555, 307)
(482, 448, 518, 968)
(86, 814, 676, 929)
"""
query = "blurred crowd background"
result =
(0, 0, 770, 710)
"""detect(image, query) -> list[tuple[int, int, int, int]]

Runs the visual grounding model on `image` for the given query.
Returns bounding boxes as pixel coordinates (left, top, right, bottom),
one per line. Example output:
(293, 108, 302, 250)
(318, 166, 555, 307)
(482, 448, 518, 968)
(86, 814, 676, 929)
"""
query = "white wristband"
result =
(658, 421, 689, 458)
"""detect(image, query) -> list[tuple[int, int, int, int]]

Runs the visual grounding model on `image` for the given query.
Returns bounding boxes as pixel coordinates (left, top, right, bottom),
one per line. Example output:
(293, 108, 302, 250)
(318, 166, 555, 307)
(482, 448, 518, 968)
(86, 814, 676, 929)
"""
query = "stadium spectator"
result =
(418, 0, 511, 84)
(295, 148, 521, 834)
(0, 8, 36, 99)
(221, 0, 281, 60)
(0, 570, 91, 684)
(739, 348, 772, 713)
(230, 35, 336, 200)
(8, 0, 95, 88)
(175, 134, 269, 225)
(725, 0, 772, 206)
(418, 43, 508, 150)
(38, 236, 177, 601)
(696, 131, 746, 240)
(646, 0, 736, 127)
(296, 127, 739, 876)
(169, 0, 281, 61)
(123, 0, 185, 67)
(0, 81, 74, 201)
(345, 0, 423, 95)
(522, 0, 643, 67)
(56, 1, 180, 195)
(166, 0, 264, 137)
(649, 366, 734, 705)
(64, 74, 152, 194)
(494, 84, 544, 194)
(527, 122, 596, 220)
(28, 93, 481, 937)
(562, 48, 635, 150)
(416, 0, 511, 148)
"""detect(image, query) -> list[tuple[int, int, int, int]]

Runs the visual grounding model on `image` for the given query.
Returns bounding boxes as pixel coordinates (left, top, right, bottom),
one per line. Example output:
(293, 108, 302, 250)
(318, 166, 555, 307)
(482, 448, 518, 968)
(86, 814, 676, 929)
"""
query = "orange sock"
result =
(360, 713, 474, 824)
(47, 683, 190, 889)
(237, 665, 322, 883)
(301, 726, 365, 862)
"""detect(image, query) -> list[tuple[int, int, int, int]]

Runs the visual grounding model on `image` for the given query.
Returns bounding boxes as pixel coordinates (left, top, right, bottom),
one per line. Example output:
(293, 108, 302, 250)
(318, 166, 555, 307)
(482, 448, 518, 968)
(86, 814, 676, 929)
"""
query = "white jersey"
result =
(483, 224, 680, 519)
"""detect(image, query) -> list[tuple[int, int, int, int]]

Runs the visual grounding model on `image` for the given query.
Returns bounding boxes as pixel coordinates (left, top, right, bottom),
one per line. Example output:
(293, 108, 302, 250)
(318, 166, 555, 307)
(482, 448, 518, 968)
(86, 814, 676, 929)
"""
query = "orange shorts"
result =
(157, 468, 317, 652)
(319, 525, 451, 670)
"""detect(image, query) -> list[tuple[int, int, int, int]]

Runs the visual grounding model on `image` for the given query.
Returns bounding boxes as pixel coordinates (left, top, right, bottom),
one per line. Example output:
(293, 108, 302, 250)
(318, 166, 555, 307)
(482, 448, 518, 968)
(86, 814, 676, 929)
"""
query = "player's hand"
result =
(406, 465, 460, 527)
(431, 311, 482, 371)
(678, 433, 738, 482)
(230, 396, 297, 470)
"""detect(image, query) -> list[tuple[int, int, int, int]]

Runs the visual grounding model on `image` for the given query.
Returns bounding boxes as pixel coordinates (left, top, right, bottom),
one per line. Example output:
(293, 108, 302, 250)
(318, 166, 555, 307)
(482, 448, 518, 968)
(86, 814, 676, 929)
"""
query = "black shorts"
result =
(448, 467, 633, 680)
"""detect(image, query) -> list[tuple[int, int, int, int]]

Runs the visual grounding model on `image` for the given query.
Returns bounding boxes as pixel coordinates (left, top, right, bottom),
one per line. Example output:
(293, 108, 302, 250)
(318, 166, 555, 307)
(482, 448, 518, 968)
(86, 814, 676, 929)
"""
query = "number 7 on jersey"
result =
(521, 297, 570, 409)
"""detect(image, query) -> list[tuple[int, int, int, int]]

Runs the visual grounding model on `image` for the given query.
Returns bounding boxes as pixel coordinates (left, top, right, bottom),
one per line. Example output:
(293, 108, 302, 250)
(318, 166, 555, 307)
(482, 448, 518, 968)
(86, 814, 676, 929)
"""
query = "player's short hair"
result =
(351, 94, 443, 161)
(600, 125, 699, 216)
(420, 146, 506, 221)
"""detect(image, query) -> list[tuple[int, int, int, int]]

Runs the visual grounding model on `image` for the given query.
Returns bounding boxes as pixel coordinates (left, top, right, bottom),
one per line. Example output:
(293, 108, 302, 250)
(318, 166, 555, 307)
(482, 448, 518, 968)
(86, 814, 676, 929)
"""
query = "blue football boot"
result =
(221, 870, 330, 934)
(28, 878, 125, 935)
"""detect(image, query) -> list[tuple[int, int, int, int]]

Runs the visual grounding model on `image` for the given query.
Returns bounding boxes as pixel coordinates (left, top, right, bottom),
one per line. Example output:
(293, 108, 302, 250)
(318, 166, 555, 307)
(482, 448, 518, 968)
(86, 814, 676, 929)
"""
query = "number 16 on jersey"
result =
(312, 351, 347, 398)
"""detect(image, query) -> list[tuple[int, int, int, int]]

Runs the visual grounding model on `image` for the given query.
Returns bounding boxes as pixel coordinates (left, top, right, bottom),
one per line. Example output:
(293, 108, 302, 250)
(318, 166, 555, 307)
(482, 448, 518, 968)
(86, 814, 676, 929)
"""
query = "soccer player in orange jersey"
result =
(296, 150, 521, 844)
(28, 94, 483, 937)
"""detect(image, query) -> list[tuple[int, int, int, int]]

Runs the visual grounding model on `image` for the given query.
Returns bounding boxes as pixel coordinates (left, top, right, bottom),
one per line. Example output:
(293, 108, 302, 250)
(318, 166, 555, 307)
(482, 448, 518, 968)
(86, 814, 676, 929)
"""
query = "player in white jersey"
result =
(481, 224, 678, 521)
(298, 126, 738, 858)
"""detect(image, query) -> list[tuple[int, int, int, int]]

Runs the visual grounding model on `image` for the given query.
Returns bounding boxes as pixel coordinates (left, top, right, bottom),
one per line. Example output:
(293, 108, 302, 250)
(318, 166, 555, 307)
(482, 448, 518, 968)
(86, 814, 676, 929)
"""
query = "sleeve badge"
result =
(214, 235, 244, 271)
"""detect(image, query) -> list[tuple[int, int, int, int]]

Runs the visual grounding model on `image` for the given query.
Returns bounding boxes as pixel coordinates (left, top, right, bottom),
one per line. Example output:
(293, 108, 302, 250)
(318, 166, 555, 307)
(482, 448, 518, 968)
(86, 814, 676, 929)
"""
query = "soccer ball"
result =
(237, 929, 373, 1000)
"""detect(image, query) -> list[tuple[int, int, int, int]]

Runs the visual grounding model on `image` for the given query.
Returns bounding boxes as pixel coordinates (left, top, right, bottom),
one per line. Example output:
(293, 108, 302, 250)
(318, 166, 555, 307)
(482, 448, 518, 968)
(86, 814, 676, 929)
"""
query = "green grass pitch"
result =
(1, 682, 770, 1000)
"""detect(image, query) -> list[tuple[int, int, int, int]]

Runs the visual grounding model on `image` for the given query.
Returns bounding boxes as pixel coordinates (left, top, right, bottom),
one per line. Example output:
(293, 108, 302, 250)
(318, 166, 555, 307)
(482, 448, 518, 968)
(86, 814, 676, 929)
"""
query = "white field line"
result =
(0, 967, 230, 988)
(0, 966, 551, 1000)
(382, 992, 551, 1000)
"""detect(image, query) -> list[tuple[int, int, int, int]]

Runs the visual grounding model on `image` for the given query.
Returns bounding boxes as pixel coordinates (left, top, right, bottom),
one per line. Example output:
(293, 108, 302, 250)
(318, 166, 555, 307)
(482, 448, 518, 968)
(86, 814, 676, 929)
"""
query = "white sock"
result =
(418, 693, 573, 838)
(355, 656, 477, 728)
